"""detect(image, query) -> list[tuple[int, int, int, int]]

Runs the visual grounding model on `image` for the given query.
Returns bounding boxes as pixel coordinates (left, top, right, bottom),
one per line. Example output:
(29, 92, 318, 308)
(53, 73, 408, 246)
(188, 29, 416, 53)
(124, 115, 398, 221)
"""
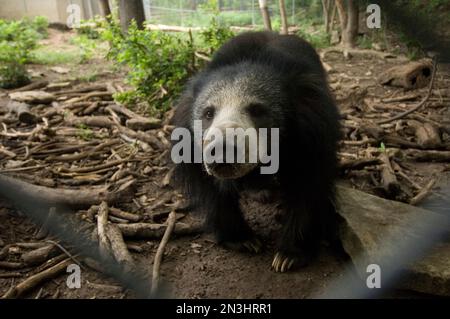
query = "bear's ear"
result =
(170, 90, 194, 129)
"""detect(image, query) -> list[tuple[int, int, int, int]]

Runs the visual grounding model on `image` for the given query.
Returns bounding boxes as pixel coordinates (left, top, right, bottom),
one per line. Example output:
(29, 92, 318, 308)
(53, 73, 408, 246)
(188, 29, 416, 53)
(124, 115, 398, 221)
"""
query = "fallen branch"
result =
(66, 115, 114, 128)
(320, 47, 397, 60)
(410, 178, 437, 205)
(402, 149, 450, 162)
(379, 153, 400, 196)
(7, 101, 37, 124)
(11, 80, 48, 93)
(97, 202, 111, 259)
(151, 211, 177, 295)
(117, 222, 201, 239)
(90, 205, 141, 222)
(21, 244, 59, 266)
(339, 158, 382, 171)
(105, 224, 134, 269)
(2, 258, 72, 299)
(0, 174, 134, 209)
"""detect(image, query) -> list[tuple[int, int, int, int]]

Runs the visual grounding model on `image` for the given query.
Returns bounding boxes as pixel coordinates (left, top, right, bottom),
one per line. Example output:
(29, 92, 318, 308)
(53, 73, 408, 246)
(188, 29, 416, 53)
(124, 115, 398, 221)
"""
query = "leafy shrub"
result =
(199, 17, 234, 53)
(0, 20, 38, 88)
(30, 16, 49, 38)
(102, 18, 233, 114)
(77, 18, 105, 39)
(0, 17, 48, 88)
(70, 35, 99, 63)
(102, 20, 196, 113)
(297, 24, 330, 49)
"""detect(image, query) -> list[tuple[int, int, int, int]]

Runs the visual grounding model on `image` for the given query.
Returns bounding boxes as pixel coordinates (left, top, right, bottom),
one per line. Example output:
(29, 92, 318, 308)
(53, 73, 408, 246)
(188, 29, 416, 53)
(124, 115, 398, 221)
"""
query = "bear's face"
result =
(191, 63, 284, 179)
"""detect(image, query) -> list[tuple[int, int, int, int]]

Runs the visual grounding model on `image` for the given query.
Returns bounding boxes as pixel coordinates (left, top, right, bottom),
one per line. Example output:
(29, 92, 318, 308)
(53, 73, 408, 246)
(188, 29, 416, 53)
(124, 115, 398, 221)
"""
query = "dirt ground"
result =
(0, 29, 449, 299)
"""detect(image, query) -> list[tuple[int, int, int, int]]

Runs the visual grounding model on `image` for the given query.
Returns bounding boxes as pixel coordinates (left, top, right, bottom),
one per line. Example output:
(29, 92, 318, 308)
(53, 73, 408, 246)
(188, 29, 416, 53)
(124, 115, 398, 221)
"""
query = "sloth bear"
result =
(170, 31, 341, 272)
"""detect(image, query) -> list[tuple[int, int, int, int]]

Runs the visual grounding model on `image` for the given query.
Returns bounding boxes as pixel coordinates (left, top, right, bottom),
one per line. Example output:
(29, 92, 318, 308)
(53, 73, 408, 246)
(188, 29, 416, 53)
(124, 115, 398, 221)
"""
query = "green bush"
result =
(199, 17, 234, 53)
(77, 18, 105, 39)
(0, 17, 48, 89)
(297, 23, 330, 49)
(102, 18, 233, 115)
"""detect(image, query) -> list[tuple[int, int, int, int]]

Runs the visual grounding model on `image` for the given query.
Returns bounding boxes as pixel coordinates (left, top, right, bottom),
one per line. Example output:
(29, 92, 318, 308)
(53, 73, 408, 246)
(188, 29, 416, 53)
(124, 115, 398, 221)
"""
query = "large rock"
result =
(336, 185, 450, 296)
(9, 90, 55, 104)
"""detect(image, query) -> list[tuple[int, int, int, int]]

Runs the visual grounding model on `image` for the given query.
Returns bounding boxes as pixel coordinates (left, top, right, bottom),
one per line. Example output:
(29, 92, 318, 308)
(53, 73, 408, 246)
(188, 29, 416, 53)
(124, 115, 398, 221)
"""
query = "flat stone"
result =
(336, 185, 450, 296)
(9, 90, 55, 104)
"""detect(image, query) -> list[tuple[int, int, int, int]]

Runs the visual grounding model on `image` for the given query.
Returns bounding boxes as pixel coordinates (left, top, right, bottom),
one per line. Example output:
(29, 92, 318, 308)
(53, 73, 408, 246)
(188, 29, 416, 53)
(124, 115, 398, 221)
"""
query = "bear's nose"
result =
(203, 138, 239, 164)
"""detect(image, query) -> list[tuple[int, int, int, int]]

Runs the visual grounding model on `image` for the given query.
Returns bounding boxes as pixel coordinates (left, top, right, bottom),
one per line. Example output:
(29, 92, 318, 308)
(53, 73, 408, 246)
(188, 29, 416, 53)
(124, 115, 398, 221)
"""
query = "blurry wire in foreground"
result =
(0, 175, 160, 299)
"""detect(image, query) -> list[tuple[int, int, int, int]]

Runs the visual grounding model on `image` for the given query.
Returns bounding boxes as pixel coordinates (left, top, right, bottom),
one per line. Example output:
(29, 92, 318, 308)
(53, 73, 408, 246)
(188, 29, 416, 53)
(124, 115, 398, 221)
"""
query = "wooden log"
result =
(9, 91, 55, 104)
(7, 101, 37, 124)
(379, 60, 433, 89)
(407, 120, 442, 149)
(21, 244, 60, 266)
(0, 174, 134, 209)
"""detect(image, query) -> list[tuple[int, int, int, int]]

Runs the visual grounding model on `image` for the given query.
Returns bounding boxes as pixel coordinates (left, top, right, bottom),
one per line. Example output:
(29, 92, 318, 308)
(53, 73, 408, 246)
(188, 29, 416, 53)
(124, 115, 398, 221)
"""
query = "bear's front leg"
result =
(272, 194, 322, 272)
(205, 187, 262, 254)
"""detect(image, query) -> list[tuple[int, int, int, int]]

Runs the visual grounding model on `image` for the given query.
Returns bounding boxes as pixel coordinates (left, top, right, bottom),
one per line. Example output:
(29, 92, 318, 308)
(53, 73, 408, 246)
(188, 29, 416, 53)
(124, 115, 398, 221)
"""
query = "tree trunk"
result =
(118, 0, 146, 32)
(258, 0, 272, 31)
(328, 1, 337, 33)
(321, 0, 332, 33)
(98, 0, 111, 17)
(278, 0, 288, 34)
(335, 0, 347, 35)
(341, 0, 358, 48)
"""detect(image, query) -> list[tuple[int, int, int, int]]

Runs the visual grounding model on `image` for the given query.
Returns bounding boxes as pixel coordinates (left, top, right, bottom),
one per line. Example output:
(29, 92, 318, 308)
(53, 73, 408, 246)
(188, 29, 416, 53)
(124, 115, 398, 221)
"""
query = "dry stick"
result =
(90, 205, 141, 222)
(11, 80, 48, 93)
(0, 261, 25, 269)
(55, 84, 107, 96)
(45, 240, 83, 268)
(339, 158, 382, 171)
(2, 258, 72, 299)
(97, 201, 110, 259)
(48, 139, 121, 161)
(380, 152, 400, 195)
(377, 59, 438, 124)
(105, 224, 134, 269)
(151, 210, 177, 295)
(410, 178, 437, 205)
(195, 51, 211, 62)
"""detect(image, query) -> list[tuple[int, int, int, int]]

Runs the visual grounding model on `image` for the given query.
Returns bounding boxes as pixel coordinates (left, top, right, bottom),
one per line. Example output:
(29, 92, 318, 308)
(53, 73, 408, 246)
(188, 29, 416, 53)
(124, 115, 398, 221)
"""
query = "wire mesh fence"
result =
(142, 0, 320, 27)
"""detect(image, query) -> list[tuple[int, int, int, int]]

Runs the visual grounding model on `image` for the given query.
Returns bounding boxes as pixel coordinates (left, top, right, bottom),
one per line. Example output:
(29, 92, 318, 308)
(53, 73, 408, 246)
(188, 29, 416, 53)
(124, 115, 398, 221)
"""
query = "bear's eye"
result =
(247, 103, 267, 118)
(203, 106, 215, 120)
